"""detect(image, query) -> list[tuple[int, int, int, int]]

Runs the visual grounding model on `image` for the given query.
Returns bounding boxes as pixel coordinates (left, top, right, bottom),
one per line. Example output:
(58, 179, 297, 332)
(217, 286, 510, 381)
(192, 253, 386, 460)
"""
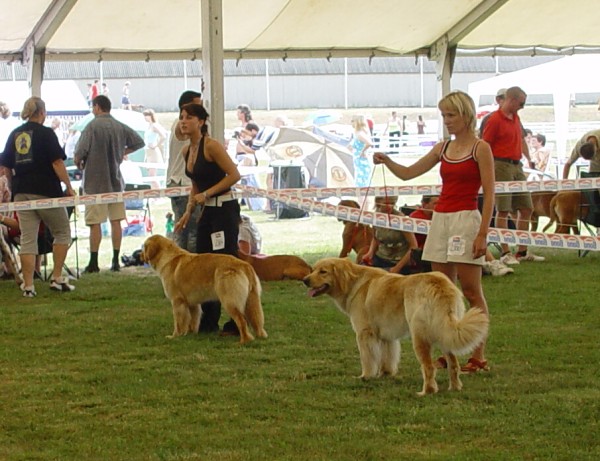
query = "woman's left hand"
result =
(472, 235, 487, 259)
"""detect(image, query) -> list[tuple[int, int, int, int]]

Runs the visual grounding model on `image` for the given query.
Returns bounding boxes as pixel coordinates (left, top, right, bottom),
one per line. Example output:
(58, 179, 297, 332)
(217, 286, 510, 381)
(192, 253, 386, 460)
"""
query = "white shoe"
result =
(50, 277, 75, 292)
(517, 252, 545, 262)
(488, 259, 514, 277)
(500, 253, 520, 265)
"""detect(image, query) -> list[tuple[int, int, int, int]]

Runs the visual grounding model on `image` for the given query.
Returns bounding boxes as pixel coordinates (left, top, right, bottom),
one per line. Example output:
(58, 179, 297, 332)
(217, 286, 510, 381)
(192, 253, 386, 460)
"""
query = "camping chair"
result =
(124, 183, 153, 236)
(0, 222, 22, 285)
(38, 205, 79, 280)
(578, 171, 600, 258)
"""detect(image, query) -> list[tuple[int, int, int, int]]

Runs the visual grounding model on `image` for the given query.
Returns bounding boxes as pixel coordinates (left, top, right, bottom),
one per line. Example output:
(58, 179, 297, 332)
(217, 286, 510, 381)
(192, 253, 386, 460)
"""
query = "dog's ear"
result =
(141, 238, 158, 263)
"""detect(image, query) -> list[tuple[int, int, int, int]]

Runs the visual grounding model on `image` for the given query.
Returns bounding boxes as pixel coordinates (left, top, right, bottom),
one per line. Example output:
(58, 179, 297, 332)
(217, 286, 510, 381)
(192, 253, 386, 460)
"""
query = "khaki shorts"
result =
(422, 210, 484, 266)
(85, 202, 126, 225)
(494, 160, 533, 212)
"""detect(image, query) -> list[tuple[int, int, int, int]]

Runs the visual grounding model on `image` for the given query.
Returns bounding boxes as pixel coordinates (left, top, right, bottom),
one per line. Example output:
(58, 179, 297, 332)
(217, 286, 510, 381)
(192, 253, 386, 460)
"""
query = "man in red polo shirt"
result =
(482, 86, 544, 264)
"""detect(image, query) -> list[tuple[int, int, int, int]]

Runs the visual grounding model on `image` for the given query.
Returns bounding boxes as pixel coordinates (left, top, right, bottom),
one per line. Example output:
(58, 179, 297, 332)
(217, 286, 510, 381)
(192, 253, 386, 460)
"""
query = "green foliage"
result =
(2, 214, 600, 460)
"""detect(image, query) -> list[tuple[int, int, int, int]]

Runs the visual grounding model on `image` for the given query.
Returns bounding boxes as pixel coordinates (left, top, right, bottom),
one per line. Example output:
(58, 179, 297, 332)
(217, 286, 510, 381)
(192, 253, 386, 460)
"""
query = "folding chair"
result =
(124, 183, 153, 235)
(578, 171, 600, 258)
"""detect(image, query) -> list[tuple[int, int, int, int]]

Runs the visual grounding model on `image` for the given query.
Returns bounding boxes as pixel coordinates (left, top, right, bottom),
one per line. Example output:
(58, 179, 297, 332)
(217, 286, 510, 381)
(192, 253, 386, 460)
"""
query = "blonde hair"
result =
(20, 97, 45, 120)
(143, 108, 157, 122)
(438, 91, 477, 135)
(351, 114, 368, 131)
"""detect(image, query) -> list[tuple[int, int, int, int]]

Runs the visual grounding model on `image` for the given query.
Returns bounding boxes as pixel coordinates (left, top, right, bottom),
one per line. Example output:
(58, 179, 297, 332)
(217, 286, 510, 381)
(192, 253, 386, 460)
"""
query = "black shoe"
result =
(83, 264, 100, 274)
(110, 263, 120, 272)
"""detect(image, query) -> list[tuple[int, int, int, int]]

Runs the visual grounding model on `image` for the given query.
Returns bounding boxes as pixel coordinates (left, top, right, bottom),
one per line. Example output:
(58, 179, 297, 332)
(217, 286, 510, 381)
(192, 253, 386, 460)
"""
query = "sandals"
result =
(461, 357, 490, 373)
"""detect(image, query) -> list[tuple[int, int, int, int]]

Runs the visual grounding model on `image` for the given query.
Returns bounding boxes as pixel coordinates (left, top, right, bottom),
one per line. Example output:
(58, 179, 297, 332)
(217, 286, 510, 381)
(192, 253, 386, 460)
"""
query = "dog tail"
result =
(244, 265, 268, 338)
(440, 306, 489, 356)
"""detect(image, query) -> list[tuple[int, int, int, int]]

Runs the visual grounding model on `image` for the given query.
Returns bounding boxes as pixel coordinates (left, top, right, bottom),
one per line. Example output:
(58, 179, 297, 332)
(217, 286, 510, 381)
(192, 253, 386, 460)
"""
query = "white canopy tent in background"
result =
(1, 0, 600, 140)
(468, 55, 600, 157)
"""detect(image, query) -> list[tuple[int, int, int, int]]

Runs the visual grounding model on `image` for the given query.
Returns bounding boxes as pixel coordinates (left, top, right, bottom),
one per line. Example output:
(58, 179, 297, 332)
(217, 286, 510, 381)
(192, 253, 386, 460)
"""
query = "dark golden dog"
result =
(303, 258, 488, 396)
(543, 191, 587, 234)
(141, 235, 267, 344)
(337, 199, 373, 262)
(238, 252, 311, 282)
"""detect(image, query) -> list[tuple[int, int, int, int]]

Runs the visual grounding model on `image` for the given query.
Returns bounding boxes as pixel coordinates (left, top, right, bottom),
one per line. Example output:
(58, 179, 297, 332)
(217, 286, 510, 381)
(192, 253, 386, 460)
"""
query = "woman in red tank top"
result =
(373, 91, 495, 374)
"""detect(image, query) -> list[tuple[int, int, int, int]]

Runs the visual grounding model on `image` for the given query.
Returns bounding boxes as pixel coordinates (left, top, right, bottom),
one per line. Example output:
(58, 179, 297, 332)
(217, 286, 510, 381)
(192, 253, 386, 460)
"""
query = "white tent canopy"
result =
(468, 55, 600, 156)
(2, 0, 600, 140)
(1, 0, 600, 61)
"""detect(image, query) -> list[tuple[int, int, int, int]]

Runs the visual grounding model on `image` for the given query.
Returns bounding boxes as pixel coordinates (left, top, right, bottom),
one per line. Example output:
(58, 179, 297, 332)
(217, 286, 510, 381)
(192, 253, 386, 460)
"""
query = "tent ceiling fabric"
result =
(1, 0, 599, 61)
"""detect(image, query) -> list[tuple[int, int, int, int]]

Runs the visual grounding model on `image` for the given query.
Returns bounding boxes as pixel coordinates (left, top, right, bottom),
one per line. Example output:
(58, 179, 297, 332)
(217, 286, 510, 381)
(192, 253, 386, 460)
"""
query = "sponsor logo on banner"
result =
(494, 183, 509, 193)
(14, 201, 32, 210)
(123, 191, 140, 200)
(516, 231, 532, 246)
(324, 203, 337, 215)
(531, 232, 549, 247)
(57, 196, 74, 206)
(527, 181, 541, 191)
(361, 211, 374, 225)
(582, 236, 598, 250)
(398, 186, 413, 195)
(560, 180, 576, 190)
(79, 194, 97, 205)
(500, 229, 516, 244)
(417, 185, 435, 195)
(541, 180, 558, 191)
(565, 235, 580, 249)
(337, 205, 349, 220)
(100, 193, 119, 204)
(341, 188, 357, 196)
(34, 198, 54, 209)
(548, 234, 565, 248)
(508, 181, 524, 192)
(415, 219, 429, 235)
(349, 209, 360, 221)
(400, 216, 414, 232)
(312, 201, 324, 214)
(374, 213, 389, 227)
(487, 228, 500, 242)
(145, 189, 161, 198)
(322, 188, 337, 197)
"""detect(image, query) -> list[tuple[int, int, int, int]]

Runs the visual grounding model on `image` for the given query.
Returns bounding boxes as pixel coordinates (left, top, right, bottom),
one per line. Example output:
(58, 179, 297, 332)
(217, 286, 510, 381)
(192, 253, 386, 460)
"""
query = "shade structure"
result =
(267, 127, 354, 187)
(71, 109, 148, 132)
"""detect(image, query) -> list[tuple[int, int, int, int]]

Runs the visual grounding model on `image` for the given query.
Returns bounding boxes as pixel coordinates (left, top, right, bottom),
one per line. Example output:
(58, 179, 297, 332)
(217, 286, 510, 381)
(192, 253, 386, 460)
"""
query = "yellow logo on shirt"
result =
(15, 132, 32, 154)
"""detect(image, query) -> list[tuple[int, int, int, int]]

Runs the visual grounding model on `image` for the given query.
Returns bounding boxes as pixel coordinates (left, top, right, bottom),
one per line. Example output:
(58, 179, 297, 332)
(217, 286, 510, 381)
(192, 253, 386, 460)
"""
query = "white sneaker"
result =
(50, 277, 75, 292)
(482, 261, 492, 275)
(500, 253, 520, 265)
(20, 283, 37, 298)
(517, 252, 545, 262)
(488, 259, 514, 277)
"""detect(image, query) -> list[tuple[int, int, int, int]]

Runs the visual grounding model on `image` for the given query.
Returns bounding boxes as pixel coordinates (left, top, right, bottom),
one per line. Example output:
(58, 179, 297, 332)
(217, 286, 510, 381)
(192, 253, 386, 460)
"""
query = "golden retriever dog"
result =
(141, 235, 267, 344)
(530, 191, 556, 231)
(543, 191, 587, 234)
(337, 199, 373, 262)
(303, 258, 488, 396)
(238, 252, 311, 282)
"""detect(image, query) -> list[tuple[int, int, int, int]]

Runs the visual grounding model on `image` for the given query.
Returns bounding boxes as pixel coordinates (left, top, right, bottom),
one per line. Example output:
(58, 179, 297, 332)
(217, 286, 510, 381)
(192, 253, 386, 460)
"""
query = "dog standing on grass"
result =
(303, 258, 488, 396)
(141, 235, 267, 344)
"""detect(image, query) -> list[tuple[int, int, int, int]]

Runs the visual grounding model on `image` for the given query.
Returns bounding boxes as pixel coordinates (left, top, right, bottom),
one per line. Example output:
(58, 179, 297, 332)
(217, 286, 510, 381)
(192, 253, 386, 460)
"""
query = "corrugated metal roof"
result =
(0, 56, 560, 81)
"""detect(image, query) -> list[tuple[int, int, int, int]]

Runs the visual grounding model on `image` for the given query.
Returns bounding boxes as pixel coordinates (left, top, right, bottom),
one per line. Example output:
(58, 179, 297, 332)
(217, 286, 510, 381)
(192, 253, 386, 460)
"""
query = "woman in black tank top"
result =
(174, 103, 242, 334)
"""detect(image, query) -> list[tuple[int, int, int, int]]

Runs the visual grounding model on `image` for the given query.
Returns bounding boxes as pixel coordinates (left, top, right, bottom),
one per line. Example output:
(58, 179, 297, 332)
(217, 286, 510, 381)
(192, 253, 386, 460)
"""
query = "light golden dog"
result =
(141, 235, 267, 344)
(238, 252, 312, 282)
(303, 258, 488, 396)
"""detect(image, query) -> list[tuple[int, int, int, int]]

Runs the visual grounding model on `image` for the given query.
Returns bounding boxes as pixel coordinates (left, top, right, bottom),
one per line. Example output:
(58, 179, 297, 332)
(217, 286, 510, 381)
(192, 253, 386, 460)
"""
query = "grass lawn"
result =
(1, 207, 599, 460)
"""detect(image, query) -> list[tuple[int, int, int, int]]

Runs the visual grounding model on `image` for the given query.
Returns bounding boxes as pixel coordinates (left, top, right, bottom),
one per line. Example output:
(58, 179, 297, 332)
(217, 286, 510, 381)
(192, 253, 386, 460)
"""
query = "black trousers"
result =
(195, 200, 241, 333)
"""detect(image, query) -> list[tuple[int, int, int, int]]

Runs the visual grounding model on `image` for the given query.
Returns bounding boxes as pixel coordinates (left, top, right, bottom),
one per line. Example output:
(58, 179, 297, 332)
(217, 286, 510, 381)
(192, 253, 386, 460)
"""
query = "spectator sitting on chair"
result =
(360, 196, 419, 275)
(0, 96, 76, 296)
(238, 214, 262, 256)
(236, 122, 266, 211)
(74, 95, 145, 273)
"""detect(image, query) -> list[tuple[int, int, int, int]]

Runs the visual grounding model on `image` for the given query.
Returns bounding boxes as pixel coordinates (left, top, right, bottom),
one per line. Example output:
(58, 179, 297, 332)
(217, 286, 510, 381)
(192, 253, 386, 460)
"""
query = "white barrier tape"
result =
(239, 185, 600, 252)
(0, 186, 194, 213)
(238, 177, 600, 199)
